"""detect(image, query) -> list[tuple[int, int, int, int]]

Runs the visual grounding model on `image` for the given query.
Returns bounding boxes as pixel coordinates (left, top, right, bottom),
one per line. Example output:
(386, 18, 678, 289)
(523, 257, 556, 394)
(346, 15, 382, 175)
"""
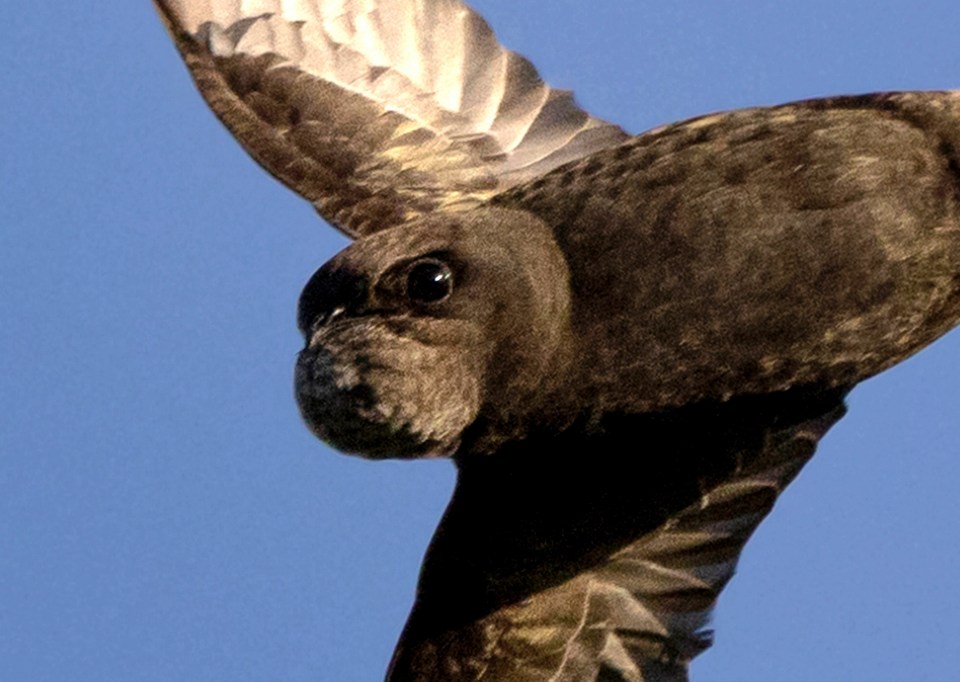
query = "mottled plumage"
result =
(154, 1, 960, 680)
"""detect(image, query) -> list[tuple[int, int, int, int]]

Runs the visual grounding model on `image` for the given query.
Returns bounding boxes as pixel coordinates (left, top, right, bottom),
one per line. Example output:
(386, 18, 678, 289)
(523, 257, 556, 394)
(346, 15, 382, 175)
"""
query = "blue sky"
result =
(4, 2, 960, 680)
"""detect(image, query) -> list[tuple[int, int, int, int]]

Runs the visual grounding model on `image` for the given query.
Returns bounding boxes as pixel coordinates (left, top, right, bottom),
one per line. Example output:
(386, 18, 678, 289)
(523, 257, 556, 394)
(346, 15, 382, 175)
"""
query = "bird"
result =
(153, 1, 960, 680)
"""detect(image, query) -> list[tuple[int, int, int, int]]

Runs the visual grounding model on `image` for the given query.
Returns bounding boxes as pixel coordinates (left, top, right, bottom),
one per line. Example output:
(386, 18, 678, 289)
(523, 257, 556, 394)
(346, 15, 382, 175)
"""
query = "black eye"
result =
(406, 259, 454, 305)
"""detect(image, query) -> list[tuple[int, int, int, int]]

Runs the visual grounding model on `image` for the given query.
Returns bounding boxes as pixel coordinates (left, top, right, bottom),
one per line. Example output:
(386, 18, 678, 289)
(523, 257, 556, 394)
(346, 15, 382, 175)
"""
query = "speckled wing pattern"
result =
(387, 402, 846, 681)
(154, 0, 628, 237)
(494, 91, 960, 414)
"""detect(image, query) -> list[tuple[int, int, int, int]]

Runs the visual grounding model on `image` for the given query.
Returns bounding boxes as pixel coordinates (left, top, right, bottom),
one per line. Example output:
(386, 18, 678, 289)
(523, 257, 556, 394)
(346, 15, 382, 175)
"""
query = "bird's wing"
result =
(493, 91, 960, 413)
(154, 0, 628, 237)
(386, 391, 848, 681)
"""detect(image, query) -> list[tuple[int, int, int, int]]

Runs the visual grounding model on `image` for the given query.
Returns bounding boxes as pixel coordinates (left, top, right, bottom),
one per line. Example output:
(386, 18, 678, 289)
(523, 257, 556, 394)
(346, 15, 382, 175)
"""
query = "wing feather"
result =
(387, 393, 848, 681)
(154, 0, 628, 237)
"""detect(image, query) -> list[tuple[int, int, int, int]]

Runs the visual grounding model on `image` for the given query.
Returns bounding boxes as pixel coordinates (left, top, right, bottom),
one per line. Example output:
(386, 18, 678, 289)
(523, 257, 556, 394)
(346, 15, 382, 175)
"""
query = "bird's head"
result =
(294, 207, 574, 459)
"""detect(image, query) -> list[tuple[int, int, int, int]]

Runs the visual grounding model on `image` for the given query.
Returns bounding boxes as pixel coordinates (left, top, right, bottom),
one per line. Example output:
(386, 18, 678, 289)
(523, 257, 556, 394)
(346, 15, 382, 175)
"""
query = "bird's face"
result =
(294, 207, 574, 459)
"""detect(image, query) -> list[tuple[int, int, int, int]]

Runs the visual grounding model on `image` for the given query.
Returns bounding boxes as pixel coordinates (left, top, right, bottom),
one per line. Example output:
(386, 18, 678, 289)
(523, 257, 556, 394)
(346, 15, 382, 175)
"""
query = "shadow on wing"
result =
(387, 388, 848, 681)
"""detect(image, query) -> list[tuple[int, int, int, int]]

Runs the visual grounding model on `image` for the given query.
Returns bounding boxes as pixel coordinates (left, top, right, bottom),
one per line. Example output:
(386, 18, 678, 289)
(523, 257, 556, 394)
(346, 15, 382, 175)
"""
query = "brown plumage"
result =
(155, 1, 960, 679)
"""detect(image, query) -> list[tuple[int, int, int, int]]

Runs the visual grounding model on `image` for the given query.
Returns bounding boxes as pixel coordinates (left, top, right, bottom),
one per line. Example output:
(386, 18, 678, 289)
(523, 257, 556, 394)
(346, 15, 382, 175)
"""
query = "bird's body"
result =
(154, 1, 960, 679)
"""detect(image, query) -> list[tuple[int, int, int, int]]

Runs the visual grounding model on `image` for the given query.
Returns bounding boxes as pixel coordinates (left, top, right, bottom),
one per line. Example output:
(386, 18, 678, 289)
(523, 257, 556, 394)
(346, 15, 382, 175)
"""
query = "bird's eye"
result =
(406, 259, 454, 305)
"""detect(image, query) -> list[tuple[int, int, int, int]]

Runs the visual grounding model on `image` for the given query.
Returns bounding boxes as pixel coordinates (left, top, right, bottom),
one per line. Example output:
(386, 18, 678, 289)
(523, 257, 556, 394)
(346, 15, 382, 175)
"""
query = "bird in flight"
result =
(154, 1, 960, 679)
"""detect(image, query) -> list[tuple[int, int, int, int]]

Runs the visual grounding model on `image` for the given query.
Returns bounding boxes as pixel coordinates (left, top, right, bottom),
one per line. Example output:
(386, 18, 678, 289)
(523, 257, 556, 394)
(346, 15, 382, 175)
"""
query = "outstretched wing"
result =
(495, 91, 960, 414)
(154, 0, 628, 237)
(387, 390, 848, 681)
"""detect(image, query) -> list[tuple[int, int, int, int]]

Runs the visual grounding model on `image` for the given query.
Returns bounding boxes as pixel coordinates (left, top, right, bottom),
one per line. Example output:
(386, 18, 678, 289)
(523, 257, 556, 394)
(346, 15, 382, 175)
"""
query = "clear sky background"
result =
(4, 2, 960, 681)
